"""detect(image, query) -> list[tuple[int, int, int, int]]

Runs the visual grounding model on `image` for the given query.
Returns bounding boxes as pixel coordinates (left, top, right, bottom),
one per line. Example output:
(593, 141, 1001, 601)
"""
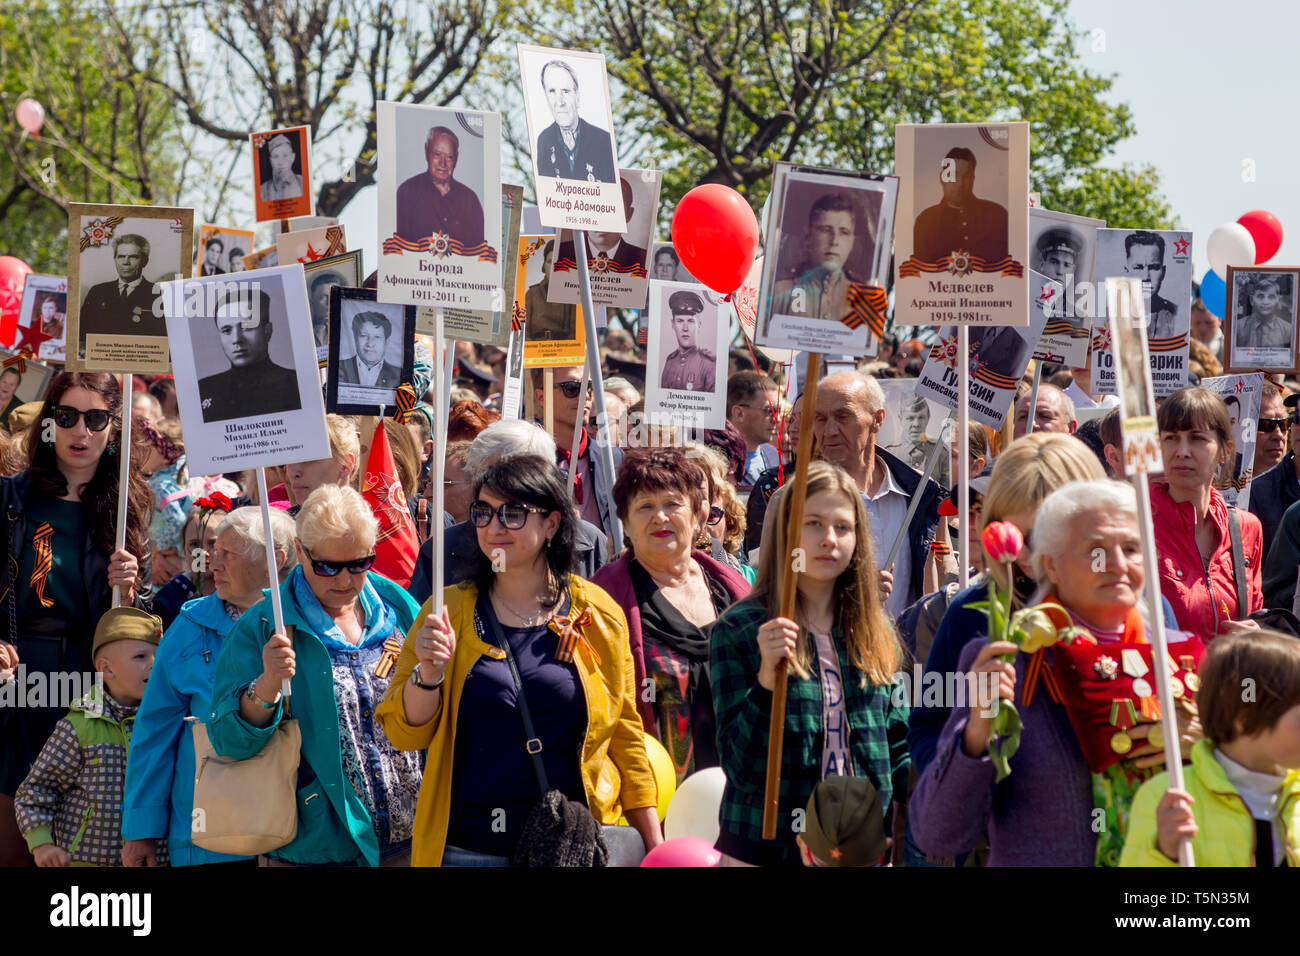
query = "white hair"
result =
(1018, 382, 1077, 426)
(467, 419, 557, 475)
(823, 369, 885, 414)
(1030, 479, 1138, 582)
(217, 506, 299, 581)
(296, 484, 378, 552)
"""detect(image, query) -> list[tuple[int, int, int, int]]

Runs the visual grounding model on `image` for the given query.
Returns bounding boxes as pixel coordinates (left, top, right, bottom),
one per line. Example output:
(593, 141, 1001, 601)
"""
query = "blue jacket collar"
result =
(179, 591, 239, 636)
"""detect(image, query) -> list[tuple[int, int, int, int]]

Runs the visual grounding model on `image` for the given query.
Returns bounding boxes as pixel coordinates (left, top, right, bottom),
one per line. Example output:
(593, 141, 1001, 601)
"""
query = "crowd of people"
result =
(1, 304, 1299, 870)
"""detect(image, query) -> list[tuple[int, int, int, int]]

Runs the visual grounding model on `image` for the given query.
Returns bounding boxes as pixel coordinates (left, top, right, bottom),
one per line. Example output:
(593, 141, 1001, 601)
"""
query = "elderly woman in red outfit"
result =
(1150, 387, 1262, 639)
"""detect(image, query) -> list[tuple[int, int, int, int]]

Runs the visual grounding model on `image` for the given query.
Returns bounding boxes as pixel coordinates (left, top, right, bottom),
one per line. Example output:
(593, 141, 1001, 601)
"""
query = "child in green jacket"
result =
(1120, 630, 1300, 867)
(15, 608, 164, 866)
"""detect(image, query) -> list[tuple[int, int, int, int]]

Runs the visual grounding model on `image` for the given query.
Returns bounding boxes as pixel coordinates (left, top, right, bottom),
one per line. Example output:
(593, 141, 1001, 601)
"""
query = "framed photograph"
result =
(198, 224, 257, 277)
(731, 256, 793, 365)
(251, 126, 313, 223)
(18, 273, 67, 363)
(894, 122, 1029, 328)
(276, 224, 345, 267)
(1090, 228, 1194, 395)
(0, 349, 56, 429)
(289, 216, 337, 231)
(161, 265, 330, 475)
(66, 202, 194, 373)
(1029, 207, 1103, 365)
(303, 250, 363, 365)
(516, 43, 625, 234)
(516, 235, 586, 368)
(500, 322, 528, 420)
(1202, 372, 1264, 509)
(242, 246, 278, 271)
(649, 241, 698, 283)
(376, 101, 502, 313)
(326, 287, 416, 416)
(643, 280, 727, 430)
(548, 168, 660, 309)
(878, 379, 951, 488)
(1224, 266, 1300, 374)
(755, 162, 898, 356)
(1107, 277, 1162, 475)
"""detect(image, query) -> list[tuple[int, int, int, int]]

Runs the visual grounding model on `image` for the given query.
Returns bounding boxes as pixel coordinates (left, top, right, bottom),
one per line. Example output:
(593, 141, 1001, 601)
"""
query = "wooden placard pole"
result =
(761, 352, 820, 841)
(110, 373, 134, 609)
(255, 467, 291, 698)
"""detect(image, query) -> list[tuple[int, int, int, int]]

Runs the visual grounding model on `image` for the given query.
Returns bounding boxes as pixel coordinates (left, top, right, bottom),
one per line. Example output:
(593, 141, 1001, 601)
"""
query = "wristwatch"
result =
(410, 663, 445, 691)
(244, 681, 281, 709)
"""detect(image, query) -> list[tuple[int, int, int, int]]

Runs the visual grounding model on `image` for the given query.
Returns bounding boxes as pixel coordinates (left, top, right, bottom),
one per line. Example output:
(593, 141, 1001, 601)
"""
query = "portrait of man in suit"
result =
(968, 324, 1030, 377)
(338, 310, 403, 388)
(913, 146, 1009, 265)
(197, 288, 301, 423)
(201, 237, 226, 276)
(79, 232, 166, 339)
(555, 176, 646, 277)
(395, 125, 486, 249)
(534, 59, 616, 183)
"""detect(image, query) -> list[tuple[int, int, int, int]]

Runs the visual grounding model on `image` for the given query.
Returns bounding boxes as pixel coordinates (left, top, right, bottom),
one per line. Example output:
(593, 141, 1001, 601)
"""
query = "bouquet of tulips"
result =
(967, 521, 1086, 781)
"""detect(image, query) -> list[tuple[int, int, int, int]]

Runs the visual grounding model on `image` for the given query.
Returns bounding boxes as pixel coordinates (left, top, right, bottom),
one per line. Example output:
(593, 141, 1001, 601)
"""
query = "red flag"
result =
(360, 422, 419, 587)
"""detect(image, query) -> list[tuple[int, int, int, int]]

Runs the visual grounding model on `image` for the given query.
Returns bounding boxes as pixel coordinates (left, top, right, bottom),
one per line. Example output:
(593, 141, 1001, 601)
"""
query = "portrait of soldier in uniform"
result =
(771, 191, 865, 323)
(260, 133, 304, 202)
(1034, 227, 1086, 331)
(913, 146, 1008, 264)
(524, 240, 578, 341)
(79, 233, 166, 339)
(534, 59, 616, 184)
(1123, 231, 1178, 340)
(395, 125, 486, 248)
(197, 288, 301, 423)
(660, 290, 716, 392)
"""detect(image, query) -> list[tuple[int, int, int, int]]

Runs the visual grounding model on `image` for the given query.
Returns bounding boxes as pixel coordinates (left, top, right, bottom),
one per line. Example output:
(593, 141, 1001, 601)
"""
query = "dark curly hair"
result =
(612, 447, 708, 550)
(27, 372, 152, 566)
(468, 454, 577, 605)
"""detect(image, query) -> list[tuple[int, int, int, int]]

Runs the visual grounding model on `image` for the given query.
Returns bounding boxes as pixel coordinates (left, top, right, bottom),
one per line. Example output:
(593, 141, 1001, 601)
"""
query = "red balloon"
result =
(1237, 210, 1283, 264)
(670, 185, 759, 295)
(640, 836, 721, 867)
(0, 255, 33, 348)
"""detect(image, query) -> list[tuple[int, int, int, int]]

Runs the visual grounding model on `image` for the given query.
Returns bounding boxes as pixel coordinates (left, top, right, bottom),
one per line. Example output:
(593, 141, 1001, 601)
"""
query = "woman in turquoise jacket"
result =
(207, 486, 422, 866)
(121, 506, 297, 866)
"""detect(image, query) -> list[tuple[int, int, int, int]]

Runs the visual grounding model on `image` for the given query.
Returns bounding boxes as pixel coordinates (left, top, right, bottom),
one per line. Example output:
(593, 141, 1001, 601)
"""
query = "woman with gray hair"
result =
(910, 479, 1204, 866)
(207, 485, 423, 866)
(121, 506, 298, 867)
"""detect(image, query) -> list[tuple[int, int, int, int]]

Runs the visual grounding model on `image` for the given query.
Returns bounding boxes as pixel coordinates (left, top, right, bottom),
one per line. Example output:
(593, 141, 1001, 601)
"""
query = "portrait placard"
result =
(1223, 266, 1300, 375)
(0, 349, 56, 427)
(303, 250, 363, 365)
(326, 287, 416, 416)
(66, 202, 194, 373)
(251, 126, 313, 222)
(289, 216, 338, 231)
(649, 241, 698, 283)
(1089, 227, 1193, 396)
(242, 246, 278, 271)
(415, 183, 524, 347)
(644, 279, 727, 430)
(1202, 372, 1264, 509)
(500, 323, 528, 421)
(198, 224, 257, 277)
(376, 101, 503, 313)
(755, 162, 898, 356)
(1107, 277, 1162, 476)
(275, 225, 345, 267)
(732, 256, 794, 364)
(894, 122, 1029, 328)
(516, 235, 586, 367)
(162, 265, 330, 474)
(1029, 269, 1087, 367)
(1029, 207, 1103, 365)
(517, 43, 625, 234)
(878, 379, 951, 489)
(547, 168, 660, 309)
(18, 273, 67, 363)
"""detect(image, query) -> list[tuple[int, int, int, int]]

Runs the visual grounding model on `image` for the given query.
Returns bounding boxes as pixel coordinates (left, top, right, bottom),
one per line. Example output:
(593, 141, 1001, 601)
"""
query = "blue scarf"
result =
(288, 565, 395, 654)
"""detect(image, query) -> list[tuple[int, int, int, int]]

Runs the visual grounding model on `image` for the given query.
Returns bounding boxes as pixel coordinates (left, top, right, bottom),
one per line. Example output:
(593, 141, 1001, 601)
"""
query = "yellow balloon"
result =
(643, 732, 677, 821)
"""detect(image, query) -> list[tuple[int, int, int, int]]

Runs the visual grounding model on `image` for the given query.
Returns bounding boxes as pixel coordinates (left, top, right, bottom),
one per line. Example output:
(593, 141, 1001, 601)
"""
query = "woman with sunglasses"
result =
(591, 448, 751, 786)
(378, 455, 662, 866)
(208, 484, 423, 866)
(0, 372, 152, 866)
(693, 443, 755, 584)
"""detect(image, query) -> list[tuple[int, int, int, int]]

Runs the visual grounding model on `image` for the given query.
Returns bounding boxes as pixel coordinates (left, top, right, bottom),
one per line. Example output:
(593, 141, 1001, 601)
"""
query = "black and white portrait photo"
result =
(524, 237, 578, 342)
(304, 251, 362, 363)
(67, 202, 194, 373)
(1225, 266, 1300, 374)
(198, 224, 256, 277)
(968, 324, 1033, 379)
(1029, 206, 1102, 338)
(251, 126, 313, 223)
(650, 242, 696, 283)
(327, 287, 415, 416)
(644, 279, 727, 430)
(517, 43, 625, 234)
(18, 273, 68, 363)
(163, 265, 330, 475)
(878, 380, 949, 486)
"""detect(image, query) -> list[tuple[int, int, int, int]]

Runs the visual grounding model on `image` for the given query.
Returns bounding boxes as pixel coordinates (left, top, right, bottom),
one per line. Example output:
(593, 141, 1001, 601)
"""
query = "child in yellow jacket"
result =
(1120, 630, 1300, 867)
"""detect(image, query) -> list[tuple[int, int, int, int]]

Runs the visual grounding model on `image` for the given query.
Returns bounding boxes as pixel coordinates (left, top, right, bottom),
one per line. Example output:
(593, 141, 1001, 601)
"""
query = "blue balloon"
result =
(1200, 269, 1226, 317)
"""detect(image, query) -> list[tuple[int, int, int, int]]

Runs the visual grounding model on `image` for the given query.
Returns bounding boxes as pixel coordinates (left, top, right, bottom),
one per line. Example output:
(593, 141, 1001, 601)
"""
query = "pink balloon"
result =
(15, 98, 45, 136)
(640, 836, 721, 867)
(1238, 210, 1283, 264)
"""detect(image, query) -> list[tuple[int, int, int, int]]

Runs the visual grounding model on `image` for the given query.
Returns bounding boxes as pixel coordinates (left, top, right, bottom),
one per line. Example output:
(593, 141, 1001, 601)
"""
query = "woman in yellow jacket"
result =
(378, 455, 663, 866)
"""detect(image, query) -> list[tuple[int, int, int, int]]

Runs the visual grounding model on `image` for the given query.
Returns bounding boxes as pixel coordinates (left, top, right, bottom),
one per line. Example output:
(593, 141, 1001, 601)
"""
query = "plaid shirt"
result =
(710, 596, 911, 866)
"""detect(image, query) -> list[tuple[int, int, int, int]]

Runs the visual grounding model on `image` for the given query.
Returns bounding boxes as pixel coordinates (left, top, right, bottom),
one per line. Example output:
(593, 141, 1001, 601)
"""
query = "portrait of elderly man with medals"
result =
(534, 59, 616, 184)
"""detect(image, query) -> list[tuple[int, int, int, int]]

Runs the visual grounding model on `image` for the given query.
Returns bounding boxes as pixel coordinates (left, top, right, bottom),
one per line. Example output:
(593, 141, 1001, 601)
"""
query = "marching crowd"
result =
(1, 305, 1298, 869)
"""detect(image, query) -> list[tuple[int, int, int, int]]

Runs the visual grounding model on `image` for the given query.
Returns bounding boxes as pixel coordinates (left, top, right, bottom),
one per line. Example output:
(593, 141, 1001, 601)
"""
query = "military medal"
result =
(1147, 723, 1164, 751)
(1110, 731, 1133, 755)
(1131, 677, 1152, 698)
(373, 635, 403, 679)
(1094, 655, 1118, 680)
(1170, 675, 1185, 699)
(1184, 672, 1201, 692)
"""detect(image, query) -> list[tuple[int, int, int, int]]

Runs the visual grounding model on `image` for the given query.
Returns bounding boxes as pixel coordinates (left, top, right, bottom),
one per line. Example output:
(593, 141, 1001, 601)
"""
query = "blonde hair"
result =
(296, 484, 378, 553)
(326, 414, 360, 479)
(755, 461, 897, 685)
(693, 444, 747, 555)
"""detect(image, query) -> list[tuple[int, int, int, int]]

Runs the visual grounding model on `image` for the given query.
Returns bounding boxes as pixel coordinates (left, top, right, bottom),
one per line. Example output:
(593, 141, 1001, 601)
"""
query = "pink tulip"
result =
(980, 521, 1024, 564)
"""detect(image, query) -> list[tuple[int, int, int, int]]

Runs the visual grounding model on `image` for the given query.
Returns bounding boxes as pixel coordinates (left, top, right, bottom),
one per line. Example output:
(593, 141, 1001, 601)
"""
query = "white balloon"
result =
(663, 767, 727, 844)
(1207, 222, 1256, 277)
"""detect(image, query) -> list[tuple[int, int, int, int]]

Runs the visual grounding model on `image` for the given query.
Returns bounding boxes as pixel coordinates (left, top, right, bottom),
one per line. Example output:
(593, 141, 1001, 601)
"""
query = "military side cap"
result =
(668, 291, 704, 316)
(92, 607, 165, 658)
(803, 774, 887, 867)
(1036, 227, 1082, 258)
(6, 401, 44, 434)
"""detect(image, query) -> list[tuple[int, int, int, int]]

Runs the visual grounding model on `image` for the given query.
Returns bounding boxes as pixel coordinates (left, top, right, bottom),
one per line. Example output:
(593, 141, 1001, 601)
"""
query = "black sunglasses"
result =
(52, 405, 112, 432)
(469, 500, 549, 530)
(303, 547, 376, 577)
(555, 380, 584, 399)
(706, 506, 725, 526)
(1260, 417, 1289, 434)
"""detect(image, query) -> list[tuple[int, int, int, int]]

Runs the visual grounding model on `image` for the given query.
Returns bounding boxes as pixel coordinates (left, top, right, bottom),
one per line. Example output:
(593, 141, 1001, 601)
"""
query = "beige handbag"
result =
(190, 673, 301, 856)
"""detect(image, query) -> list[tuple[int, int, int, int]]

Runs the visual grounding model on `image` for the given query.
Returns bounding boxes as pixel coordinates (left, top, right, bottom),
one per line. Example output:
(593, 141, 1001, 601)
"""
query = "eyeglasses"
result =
(706, 506, 725, 526)
(52, 405, 112, 432)
(555, 380, 584, 399)
(468, 500, 550, 530)
(303, 547, 376, 577)
(1260, 417, 1289, 434)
